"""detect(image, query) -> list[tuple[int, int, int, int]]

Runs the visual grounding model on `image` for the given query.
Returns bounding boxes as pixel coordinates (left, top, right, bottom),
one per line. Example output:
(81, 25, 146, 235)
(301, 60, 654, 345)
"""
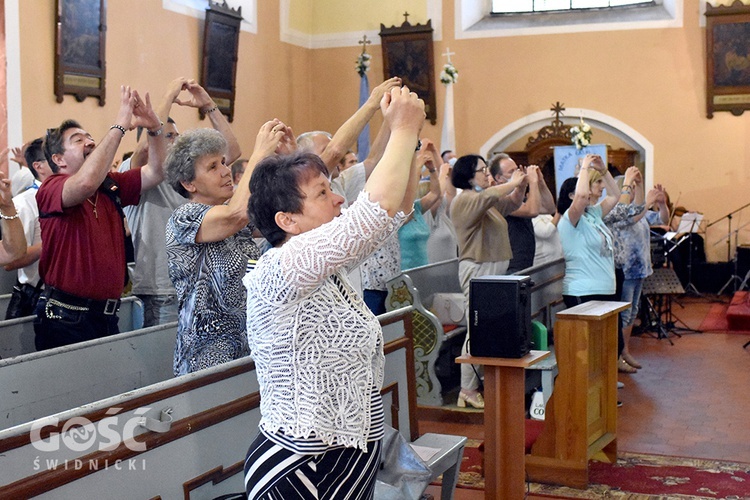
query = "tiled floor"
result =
(420, 295, 750, 499)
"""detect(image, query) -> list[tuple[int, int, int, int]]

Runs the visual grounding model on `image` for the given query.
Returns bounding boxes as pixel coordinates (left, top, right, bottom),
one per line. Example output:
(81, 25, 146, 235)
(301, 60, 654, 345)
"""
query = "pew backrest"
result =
(0, 296, 144, 360)
(0, 309, 420, 499)
(0, 321, 177, 433)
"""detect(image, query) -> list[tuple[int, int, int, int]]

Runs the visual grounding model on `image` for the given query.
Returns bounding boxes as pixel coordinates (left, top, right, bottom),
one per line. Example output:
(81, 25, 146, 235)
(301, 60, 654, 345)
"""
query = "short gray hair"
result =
(166, 128, 227, 198)
(296, 131, 331, 152)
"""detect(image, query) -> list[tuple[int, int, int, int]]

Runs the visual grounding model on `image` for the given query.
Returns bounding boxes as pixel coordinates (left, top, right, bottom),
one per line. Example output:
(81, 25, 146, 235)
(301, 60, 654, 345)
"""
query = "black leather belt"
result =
(45, 287, 121, 316)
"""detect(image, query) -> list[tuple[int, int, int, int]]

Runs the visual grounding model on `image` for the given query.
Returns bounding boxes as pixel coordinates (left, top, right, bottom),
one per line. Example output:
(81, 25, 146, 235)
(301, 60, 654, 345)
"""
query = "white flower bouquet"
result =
(570, 118, 592, 149)
(356, 53, 371, 76)
(440, 62, 458, 85)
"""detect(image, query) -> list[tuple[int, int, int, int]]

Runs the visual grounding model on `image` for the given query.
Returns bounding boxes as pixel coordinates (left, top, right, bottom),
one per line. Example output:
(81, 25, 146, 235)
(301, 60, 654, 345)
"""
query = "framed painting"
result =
(200, 1, 242, 122)
(54, 0, 107, 105)
(706, 1, 750, 118)
(380, 17, 436, 125)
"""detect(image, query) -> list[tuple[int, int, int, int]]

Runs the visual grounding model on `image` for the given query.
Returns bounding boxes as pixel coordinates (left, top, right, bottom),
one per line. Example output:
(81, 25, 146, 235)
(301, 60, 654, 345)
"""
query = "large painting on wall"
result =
(200, 1, 242, 122)
(380, 17, 436, 125)
(54, 0, 107, 105)
(706, 1, 750, 118)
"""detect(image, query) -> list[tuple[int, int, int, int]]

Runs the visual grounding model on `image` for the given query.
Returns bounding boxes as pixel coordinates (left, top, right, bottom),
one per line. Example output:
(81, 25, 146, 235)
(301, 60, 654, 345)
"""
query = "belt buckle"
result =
(104, 299, 119, 315)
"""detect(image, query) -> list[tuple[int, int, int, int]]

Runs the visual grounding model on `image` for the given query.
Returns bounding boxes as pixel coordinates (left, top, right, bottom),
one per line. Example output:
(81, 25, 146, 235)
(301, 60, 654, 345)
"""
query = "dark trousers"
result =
(563, 293, 625, 357)
(363, 289, 388, 316)
(33, 294, 120, 351)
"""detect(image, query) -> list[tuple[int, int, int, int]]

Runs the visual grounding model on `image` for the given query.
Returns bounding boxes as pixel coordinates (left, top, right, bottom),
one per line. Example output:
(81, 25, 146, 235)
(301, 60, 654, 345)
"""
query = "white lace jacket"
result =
(243, 192, 406, 451)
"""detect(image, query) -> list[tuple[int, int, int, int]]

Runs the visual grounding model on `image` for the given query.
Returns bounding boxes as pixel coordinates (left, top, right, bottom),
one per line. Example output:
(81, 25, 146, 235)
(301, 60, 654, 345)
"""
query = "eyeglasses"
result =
(475, 166, 488, 174)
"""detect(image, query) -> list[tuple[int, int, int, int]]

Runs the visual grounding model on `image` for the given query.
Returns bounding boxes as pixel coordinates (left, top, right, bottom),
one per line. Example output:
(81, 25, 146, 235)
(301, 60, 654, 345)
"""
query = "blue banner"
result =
(357, 74, 370, 161)
(552, 144, 608, 199)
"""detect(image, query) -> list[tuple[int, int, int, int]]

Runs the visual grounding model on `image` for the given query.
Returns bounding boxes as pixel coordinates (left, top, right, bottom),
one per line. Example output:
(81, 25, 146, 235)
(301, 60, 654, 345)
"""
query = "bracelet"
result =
(202, 105, 219, 114)
(0, 208, 19, 220)
(110, 124, 126, 136)
(427, 168, 436, 173)
(147, 123, 164, 137)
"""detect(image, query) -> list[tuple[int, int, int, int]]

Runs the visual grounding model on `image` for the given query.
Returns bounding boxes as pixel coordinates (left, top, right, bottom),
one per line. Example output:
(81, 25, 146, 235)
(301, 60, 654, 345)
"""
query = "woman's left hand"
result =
(253, 120, 286, 158)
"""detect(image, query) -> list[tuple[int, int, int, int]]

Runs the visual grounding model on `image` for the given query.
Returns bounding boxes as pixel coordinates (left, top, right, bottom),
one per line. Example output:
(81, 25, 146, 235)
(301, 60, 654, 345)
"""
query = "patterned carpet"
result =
(436, 441, 750, 499)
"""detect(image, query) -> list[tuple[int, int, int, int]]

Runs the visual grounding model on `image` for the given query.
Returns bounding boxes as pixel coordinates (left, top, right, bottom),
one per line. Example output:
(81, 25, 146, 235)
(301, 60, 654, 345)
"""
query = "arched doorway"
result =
(479, 105, 654, 196)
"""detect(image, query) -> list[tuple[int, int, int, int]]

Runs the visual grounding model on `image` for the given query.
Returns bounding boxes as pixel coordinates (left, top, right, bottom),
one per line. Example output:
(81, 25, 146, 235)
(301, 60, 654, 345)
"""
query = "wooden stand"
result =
(526, 301, 629, 488)
(456, 350, 550, 500)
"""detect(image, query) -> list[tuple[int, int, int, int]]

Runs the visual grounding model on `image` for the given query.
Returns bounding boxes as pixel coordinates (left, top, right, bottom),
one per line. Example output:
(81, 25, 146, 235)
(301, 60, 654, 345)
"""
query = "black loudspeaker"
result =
(468, 275, 531, 358)
(738, 246, 750, 280)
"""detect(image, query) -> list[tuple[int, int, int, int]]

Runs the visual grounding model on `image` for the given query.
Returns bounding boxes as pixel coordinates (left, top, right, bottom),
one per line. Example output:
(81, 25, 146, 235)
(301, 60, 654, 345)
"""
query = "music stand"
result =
(641, 268, 698, 344)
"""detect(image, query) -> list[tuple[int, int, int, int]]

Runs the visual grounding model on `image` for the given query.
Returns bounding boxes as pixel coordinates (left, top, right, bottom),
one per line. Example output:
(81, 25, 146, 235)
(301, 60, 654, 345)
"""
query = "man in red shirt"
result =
(34, 85, 167, 350)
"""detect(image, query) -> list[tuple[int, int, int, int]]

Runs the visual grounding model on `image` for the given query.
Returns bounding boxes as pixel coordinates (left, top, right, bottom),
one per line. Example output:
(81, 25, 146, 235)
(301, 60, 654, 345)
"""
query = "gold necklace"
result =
(86, 192, 99, 219)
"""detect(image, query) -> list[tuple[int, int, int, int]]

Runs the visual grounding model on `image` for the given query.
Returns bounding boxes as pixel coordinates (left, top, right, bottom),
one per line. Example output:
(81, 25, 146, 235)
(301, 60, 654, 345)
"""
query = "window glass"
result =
(491, 0, 652, 14)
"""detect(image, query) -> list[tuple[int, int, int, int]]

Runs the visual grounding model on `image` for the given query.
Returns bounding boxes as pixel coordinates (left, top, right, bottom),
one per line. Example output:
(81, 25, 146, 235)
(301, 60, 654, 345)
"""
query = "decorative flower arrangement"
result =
(440, 62, 458, 85)
(356, 52, 371, 76)
(570, 118, 592, 149)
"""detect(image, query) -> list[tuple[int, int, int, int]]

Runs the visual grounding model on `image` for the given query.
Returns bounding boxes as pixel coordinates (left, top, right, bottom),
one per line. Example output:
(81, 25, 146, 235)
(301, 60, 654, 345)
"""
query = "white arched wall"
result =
(480, 108, 654, 189)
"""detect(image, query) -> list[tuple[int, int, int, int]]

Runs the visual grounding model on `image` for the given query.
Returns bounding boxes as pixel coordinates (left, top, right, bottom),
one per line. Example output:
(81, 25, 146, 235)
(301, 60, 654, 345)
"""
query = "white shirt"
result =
(12, 181, 42, 286)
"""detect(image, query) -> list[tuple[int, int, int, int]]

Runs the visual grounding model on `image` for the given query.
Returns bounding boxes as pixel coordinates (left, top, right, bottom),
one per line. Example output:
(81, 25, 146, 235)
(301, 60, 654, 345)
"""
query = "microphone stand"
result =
(708, 202, 750, 296)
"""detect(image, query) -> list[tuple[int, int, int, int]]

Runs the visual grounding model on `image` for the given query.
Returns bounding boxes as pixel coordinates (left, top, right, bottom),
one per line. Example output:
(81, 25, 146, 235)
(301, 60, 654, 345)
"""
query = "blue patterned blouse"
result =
(166, 202, 260, 376)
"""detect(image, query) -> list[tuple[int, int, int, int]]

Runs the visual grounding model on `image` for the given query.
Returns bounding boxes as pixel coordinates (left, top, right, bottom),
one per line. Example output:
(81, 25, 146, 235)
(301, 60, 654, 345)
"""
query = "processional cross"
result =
(358, 34, 371, 54)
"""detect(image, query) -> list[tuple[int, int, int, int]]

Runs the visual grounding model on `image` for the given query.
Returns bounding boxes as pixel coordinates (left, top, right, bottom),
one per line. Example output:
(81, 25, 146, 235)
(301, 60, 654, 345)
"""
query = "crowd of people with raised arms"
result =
(3, 73, 672, 498)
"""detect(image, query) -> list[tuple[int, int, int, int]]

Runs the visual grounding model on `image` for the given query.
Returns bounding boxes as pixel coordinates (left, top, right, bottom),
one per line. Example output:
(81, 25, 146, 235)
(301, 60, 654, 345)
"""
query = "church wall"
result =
(15, 0, 750, 262)
(17, 0, 311, 160)
(311, 1, 750, 263)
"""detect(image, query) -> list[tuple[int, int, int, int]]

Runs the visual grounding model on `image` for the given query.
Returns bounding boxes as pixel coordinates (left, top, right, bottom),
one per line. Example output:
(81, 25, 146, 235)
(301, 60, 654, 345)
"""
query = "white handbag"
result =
(431, 293, 467, 326)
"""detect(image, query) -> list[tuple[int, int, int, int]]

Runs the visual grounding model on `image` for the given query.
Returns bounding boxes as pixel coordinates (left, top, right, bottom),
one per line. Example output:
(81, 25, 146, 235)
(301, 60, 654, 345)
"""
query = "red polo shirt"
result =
(37, 170, 142, 301)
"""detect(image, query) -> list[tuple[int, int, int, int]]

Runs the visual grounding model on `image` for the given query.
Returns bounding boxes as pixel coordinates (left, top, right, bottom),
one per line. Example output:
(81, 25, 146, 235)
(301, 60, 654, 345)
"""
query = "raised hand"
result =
(381, 86, 426, 135)
(130, 91, 161, 131)
(113, 85, 136, 131)
(164, 77, 190, 104)
(369, 76, 402, 106)
(175, 80, 215, 110)
(624, 165, 639, 186)
(526, 165, 540, 184)
(509, 167, 526, 187)
(253, 119, 286, 159)
(9, 145, 27, 168)
(275, 124, 297, 155)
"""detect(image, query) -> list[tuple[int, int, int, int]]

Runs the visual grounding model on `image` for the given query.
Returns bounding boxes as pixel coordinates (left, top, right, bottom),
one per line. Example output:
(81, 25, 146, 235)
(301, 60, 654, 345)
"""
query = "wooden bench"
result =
(0, 295, 143, 360)
(387, 257, 566, 409)
(0, 308, 466, 499)
(0, 321, 177, 433)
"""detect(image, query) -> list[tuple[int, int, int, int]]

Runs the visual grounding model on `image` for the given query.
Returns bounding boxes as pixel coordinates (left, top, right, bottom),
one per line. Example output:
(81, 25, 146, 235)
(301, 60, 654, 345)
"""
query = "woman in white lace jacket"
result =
(242, 86, 425, 500)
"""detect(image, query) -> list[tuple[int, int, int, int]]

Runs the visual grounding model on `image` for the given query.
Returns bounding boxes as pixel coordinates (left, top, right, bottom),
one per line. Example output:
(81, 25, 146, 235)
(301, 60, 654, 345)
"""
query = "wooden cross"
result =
(551, 101, 566, 121)
(358, 34, 371, 54)
(442, 47, 456, 63)
(403, 11, 410, 24)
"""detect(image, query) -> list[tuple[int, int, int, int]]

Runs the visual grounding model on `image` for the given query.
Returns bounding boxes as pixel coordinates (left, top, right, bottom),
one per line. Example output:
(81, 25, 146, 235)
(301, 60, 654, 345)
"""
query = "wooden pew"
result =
(0, 308, 466, 499)
(0, 296, 143, 360)
(0, 321, 177, 433)
(386, 257, 566, 407)
(386, 259, 466, 406)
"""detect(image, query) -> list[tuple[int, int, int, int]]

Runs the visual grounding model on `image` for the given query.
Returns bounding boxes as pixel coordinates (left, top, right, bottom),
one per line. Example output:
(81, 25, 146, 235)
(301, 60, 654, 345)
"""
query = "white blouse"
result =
(243, 192, 406, 451)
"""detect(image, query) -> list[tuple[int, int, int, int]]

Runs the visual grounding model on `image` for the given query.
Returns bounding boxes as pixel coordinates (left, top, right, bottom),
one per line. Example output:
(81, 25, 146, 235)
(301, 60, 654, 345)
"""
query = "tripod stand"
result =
(717, 219, 750, 295)
(707, 201, 750, 295)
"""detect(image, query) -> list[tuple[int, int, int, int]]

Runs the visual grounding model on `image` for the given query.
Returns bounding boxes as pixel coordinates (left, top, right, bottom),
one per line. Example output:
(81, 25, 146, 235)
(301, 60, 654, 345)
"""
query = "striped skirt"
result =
(244, 432, 382, 499)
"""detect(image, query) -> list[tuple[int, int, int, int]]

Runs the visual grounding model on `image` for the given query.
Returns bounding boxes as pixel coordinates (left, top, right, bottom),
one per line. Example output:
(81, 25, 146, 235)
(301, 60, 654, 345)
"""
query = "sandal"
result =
(457, 391, 485, 409)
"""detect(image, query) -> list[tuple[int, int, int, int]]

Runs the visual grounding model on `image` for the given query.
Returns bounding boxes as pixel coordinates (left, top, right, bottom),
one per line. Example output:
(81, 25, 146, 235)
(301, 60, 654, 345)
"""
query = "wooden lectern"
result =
(457, 350, 550, 500)
(526, 301, 629, 489)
